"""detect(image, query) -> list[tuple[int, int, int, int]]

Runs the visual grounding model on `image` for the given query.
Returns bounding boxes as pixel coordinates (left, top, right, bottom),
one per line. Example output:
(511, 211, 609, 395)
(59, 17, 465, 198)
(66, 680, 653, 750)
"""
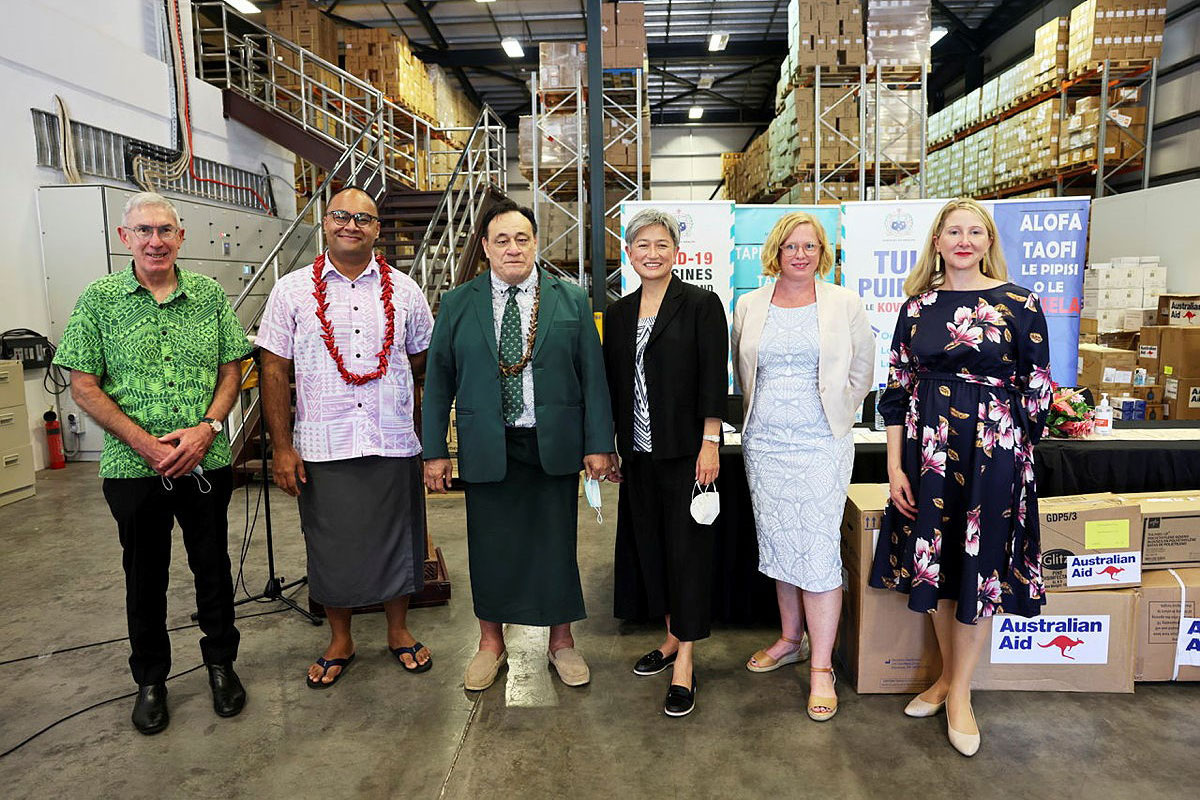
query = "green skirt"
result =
(462, 427, 585, 626)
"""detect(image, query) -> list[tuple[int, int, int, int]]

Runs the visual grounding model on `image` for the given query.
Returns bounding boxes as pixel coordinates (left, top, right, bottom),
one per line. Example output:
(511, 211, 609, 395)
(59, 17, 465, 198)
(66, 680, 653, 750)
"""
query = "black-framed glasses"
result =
(325, 210, 379, 227)
(123, 224, 180, 242)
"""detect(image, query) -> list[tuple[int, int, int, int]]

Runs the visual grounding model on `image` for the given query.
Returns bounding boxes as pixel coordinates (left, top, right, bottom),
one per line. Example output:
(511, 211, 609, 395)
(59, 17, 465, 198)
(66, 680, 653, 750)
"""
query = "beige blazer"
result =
(732, 280, 876, 438)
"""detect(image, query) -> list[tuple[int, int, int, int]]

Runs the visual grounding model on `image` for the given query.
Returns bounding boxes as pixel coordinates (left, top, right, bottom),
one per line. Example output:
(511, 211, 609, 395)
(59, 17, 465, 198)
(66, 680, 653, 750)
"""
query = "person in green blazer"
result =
(423, 200, 617, 692)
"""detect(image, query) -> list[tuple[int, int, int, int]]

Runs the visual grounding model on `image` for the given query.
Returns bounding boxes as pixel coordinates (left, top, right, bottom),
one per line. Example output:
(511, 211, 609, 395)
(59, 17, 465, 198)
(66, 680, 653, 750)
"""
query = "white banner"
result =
(619, 201, 735, 325)
(990, 615, 1111, 664)
(1177, 617, 1200, 668)
(1065, 551, 1142, 587)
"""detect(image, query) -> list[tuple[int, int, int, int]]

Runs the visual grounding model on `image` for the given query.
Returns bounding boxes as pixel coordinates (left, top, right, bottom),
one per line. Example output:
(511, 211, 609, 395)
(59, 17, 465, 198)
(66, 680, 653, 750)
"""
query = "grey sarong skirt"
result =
(462, 427, 585, 626)
(297, 455, 425, 608)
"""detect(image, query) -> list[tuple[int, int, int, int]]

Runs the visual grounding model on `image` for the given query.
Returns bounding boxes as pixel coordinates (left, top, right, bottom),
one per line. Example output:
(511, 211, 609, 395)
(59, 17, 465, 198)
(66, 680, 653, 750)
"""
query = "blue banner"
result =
(991, 198, 1089, 387)
(732, 205, 841, 289)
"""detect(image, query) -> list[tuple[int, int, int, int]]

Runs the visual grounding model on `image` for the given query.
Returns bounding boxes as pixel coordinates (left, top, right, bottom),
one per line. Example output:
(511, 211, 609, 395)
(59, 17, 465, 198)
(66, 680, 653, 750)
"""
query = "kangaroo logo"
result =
(1039, 635, 1086, 659)
(1097, 565, 1125, 580)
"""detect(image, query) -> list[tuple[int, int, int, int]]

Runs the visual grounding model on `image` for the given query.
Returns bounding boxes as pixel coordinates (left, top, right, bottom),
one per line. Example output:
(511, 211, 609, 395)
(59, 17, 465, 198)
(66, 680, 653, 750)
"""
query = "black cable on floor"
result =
(0, 605, 293, 759)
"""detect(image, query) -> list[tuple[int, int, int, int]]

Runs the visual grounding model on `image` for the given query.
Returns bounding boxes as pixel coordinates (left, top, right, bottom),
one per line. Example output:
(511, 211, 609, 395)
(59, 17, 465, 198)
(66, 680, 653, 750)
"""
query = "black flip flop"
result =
(306, 653, 355, 689)
(390, 642, 433, 674)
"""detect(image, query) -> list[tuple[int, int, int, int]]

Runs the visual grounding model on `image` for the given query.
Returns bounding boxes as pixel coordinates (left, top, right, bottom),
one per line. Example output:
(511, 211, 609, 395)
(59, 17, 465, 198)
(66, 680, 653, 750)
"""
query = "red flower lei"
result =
(312, 252, 396, 386)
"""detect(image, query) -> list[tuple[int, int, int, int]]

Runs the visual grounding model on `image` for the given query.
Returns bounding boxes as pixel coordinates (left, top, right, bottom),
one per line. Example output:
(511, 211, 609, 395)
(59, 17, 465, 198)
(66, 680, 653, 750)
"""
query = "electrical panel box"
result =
(37, 184, 317, 461)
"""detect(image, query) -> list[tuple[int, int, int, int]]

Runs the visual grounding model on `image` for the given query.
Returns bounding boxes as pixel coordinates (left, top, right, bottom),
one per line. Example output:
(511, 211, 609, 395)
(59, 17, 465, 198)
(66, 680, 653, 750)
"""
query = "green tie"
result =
(500, 285, 524, 425)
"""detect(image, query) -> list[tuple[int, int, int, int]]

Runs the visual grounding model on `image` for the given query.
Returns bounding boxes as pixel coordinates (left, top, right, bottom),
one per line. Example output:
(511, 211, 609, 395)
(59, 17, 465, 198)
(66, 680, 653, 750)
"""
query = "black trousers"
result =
(620, 453, 714, 642)
(102, 466, 239, 685)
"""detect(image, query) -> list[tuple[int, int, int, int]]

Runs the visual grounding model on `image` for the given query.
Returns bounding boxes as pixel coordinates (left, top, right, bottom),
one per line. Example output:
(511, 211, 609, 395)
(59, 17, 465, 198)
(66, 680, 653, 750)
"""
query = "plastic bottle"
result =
(874, 383, 886, 431)
(1094, 393, 1113, 436)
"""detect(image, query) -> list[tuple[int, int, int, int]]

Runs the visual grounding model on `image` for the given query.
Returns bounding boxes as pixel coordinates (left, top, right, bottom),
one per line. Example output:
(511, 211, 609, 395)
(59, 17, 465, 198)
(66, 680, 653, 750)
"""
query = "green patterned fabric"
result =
(53, 264, 253, 478)
(499, 285, 524, 425)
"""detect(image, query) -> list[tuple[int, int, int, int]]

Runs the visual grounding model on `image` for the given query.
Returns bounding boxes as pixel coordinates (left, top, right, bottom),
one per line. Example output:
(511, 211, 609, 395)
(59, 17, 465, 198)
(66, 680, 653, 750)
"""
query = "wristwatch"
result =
(201, 416, 223, 434)
(702, 434, 720, 444)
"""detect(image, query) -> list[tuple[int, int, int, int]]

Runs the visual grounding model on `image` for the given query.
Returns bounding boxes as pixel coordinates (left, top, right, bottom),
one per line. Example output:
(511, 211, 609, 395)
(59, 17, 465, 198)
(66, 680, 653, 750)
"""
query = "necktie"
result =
(500, 285, 524, 425)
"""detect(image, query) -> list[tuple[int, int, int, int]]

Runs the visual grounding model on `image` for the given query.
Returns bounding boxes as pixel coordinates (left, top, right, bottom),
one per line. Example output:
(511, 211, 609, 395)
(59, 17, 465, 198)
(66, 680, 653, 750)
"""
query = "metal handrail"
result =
(231, 107, 387, 317)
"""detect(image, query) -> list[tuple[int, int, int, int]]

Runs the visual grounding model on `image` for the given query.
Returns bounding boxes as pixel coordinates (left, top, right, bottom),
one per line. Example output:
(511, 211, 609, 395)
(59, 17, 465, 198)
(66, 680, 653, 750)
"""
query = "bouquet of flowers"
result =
(1045, 387, 1095, 439)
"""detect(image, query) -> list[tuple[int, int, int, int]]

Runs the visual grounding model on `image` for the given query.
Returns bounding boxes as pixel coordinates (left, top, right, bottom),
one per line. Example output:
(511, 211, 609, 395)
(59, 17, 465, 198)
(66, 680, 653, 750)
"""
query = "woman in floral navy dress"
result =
(868, 198, 1053, 757)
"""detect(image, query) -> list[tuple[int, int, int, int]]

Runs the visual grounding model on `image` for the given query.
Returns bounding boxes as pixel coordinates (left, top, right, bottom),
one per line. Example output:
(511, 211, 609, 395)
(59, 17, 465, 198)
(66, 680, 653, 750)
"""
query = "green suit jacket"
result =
(422, 269, 614, 482)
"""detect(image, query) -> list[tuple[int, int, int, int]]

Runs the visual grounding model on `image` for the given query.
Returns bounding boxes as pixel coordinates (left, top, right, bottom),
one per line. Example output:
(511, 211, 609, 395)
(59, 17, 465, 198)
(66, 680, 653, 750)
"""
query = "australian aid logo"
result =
(1065, 551, 1141, 587)
(1178, 617, 1200, 668)
(990, 615, 1110, 664)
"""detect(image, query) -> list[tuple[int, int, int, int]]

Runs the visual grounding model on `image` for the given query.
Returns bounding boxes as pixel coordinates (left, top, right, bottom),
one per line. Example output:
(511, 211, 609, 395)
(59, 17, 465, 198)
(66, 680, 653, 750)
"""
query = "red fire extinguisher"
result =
(44, 411, 66, 470)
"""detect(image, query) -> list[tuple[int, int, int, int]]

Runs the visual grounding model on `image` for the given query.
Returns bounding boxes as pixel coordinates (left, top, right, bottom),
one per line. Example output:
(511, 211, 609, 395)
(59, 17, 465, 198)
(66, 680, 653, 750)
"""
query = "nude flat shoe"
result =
(548, 647, 591, 687)
(904, 694, 946, 718)
(746, 634, 810, 673)
(464, 649, 507, 692)
(947, 702, 981, 757)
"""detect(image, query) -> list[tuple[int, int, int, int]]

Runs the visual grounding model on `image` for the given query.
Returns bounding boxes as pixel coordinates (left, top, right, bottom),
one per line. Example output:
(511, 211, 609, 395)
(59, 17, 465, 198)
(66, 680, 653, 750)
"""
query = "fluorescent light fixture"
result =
(475, 0, 498, 4)
(223, 0, 261, 13)
(931, 27, 948, 45)
(688, 106, 704, 120)
(698, 76, 714, 90)
(501, 38, 524, 58)
(708, 33, 729, 52)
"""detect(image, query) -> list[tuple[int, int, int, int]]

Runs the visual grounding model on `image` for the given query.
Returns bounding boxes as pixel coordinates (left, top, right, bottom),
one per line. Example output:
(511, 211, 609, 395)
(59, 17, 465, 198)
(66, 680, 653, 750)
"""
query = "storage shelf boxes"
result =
(788, 0, 866, 71)
(865, 0, 930, 67)
(1068, 0, 1166, 75)
(600, 1, 648, 69)
(343, 27, 437, 124)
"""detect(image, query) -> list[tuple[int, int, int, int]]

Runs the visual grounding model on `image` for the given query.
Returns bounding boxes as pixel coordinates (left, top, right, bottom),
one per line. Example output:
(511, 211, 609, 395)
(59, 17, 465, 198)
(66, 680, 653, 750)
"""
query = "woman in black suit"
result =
(603, 208, 728, 717)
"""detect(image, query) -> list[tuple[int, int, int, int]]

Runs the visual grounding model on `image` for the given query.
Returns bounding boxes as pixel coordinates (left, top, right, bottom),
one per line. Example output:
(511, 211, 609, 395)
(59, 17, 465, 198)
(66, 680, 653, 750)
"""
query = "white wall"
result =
(1088, 179, 1200, 292)
(0, 0, 296, 469)
(649, 125, 758, 201)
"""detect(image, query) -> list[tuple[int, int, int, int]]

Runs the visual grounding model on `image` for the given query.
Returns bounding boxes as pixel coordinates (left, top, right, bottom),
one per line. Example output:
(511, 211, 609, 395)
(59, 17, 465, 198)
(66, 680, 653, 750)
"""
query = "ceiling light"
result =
(931, 27, 948, 45)
(501, 38, 524, 58)
(688, 106, 704, 120)
(223, 0, 261, 13)
(475, 0, 497, 4)
(698, 76, 714, 90)
(708, 33, 729, 52)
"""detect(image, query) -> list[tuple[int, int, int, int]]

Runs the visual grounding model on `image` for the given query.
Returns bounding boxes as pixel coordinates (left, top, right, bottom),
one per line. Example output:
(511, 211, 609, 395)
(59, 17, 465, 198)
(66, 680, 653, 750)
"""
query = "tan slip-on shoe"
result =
(547, 647, 591, 687)
(464, 649, 507, 691)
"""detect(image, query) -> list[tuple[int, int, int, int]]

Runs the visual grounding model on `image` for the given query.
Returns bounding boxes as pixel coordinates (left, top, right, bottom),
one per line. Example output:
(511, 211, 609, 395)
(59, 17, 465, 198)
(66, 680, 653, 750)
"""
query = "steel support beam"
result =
(586, 0, 606, 311)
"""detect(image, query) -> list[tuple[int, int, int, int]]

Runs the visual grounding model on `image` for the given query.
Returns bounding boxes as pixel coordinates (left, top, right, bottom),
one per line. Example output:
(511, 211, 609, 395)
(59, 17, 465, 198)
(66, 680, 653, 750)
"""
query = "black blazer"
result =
(603, 278, 728, 460)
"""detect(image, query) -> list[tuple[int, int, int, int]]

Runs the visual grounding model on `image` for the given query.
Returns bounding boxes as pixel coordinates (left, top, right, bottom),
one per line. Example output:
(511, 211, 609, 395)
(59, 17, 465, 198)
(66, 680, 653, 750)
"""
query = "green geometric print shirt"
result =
(52, 264, 253, 478)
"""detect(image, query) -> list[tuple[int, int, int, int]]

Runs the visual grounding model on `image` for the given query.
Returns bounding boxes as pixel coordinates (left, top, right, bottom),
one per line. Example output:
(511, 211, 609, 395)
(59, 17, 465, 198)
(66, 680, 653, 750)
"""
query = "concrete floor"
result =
(0, 464, 1197, 799)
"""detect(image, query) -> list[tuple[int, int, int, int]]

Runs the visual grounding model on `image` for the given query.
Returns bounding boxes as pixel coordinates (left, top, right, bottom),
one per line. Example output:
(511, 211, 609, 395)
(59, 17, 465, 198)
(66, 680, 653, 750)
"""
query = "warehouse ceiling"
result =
(261, 0, 1049, 125)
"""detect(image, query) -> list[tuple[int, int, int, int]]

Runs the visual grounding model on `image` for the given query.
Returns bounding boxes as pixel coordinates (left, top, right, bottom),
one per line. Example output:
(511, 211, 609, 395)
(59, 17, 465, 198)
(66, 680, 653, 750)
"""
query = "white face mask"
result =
(583, 476, 603, 524)
(690, 481, 720, 525)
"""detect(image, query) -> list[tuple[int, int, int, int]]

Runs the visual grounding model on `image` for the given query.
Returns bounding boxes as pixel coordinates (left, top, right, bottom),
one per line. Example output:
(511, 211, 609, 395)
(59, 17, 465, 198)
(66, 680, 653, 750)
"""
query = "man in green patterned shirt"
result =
(53, 192, 253, 735)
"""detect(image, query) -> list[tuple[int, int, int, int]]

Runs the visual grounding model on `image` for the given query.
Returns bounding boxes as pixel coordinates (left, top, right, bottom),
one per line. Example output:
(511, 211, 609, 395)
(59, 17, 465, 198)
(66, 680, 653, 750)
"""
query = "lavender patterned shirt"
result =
(256, 254, 434, 462)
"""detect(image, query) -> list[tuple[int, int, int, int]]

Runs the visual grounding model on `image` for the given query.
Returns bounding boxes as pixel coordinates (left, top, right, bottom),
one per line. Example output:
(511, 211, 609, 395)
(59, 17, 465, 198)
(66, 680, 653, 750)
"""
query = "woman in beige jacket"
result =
(732, 211, 874, 721)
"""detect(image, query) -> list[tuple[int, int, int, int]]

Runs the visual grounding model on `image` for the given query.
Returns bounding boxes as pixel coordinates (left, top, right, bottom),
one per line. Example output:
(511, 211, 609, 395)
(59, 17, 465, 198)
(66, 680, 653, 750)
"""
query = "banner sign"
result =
(841, 198, 1088, 387)
(732, 205, 842, 291)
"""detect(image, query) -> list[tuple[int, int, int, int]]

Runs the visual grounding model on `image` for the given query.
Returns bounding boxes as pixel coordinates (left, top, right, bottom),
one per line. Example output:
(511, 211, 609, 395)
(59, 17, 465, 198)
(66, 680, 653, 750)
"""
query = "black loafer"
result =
(131, 683, 169, 735)
(664, 678, 697, 717)
(207, 663, 247, 718)
(633, 649, 677, 676)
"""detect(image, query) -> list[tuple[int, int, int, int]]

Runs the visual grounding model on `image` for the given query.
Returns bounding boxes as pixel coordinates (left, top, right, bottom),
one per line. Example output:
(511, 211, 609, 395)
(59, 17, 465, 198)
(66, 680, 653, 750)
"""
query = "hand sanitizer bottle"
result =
(1095, 392, 1113, 436)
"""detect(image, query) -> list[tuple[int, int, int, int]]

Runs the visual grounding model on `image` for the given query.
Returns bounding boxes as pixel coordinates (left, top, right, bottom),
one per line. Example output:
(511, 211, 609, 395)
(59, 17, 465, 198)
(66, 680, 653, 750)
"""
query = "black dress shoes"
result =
(663, 678, 697, 718)
(131, 683, 169, 735)
(633, 649, 678, 676)
(207, 663, 247, 718)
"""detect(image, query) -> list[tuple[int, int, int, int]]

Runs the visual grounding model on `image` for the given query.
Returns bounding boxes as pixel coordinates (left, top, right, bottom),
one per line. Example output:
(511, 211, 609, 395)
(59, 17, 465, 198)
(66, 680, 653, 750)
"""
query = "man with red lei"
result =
(258, 187, 435, 688)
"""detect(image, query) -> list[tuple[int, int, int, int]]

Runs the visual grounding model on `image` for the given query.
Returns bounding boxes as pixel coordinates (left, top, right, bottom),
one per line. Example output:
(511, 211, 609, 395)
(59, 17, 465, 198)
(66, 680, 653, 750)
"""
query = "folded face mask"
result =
(583, 476, 603, 524)
(690, 481, 720, 525)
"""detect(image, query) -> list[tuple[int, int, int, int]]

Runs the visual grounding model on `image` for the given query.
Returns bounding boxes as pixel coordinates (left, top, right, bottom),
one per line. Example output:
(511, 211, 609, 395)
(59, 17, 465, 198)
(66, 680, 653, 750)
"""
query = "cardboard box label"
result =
(990, 615, 1111, 664)
(1191, 387, 1200, 409)
(1139, 345, 1158, 359)
(1066, 551, 1141, 587)
(1168, 300, 1200, 325)
(1178, 618, 1200, 667)
(1085, 518, 1130, 549)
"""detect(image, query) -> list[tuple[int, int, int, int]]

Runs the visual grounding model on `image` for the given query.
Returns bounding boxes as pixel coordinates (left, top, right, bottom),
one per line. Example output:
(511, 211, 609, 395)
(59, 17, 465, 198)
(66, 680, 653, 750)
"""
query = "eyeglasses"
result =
(781, 242, 820, 255)
(491, 235, 534, 249)
(325, 210, 380, 227)
(124, 225, 180, 242)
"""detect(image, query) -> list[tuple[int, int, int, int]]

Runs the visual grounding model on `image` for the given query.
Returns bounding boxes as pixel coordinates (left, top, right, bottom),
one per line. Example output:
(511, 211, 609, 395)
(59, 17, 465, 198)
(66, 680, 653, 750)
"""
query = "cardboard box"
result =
(1135, 568, 1200, 681)
(1119, 492, 1200, 569)
(1157, 327, 1200, 380)
(972, 589, 1137, 693)
(1157, 294, 1200, 326)
(1077, 343, 1136, 387)
(1164, 377, 1200, 420)
(1038, 494, 1143, 591)
(838, 485, 942, 694)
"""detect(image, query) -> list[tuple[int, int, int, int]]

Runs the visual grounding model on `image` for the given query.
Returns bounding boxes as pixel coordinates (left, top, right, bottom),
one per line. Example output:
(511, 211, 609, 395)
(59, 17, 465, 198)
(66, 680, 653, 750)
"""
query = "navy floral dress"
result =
(868, 283, 1054, 625)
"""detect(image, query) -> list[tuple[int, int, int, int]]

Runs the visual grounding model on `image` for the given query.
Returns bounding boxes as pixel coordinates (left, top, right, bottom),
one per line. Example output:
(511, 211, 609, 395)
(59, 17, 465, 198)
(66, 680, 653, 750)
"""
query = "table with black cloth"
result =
(612, 419, 1200, 626)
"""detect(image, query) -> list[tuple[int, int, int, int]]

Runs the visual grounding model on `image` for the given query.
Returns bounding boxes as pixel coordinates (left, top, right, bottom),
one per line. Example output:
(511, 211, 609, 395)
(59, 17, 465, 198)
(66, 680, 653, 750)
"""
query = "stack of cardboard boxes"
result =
(599, 2, 647, 69)
(1033, 16, 1071, 89)
(785, 0, 866, 72)
(1059, 94, 1147, 169)
(538, 42, 586, 92)
(1067, 0, 1167, 74)
(841, 485, 1200, 693)
(1081, 258, 1164, 333)
(342, 28, 437, 123)
(261, 0, 338, 66)
(865, 0, 931, 67)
